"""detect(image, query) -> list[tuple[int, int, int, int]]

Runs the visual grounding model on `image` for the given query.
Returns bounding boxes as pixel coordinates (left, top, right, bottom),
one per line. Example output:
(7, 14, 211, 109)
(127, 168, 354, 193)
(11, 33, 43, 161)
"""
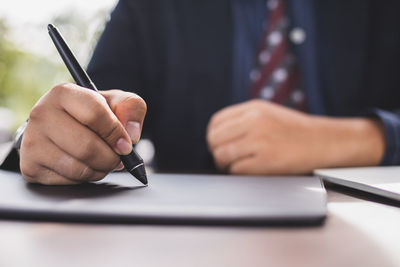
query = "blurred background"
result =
(0, 0, 118, 142)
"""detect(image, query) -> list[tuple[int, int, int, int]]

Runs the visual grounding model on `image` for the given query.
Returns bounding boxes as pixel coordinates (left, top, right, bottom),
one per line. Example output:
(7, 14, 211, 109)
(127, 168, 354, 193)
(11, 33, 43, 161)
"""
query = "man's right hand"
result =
(19, 83, 147, 185)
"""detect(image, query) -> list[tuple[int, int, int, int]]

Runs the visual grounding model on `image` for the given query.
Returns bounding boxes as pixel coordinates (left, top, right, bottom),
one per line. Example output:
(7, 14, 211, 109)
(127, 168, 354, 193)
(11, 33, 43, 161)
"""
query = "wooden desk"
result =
(0, 187, 399, 267)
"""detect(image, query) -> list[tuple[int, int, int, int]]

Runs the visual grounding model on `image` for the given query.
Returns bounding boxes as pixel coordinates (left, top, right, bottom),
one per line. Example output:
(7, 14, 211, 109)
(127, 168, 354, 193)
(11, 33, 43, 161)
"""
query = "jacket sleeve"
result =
(0, 144, 20, 172)
(368, 108, 400, 165)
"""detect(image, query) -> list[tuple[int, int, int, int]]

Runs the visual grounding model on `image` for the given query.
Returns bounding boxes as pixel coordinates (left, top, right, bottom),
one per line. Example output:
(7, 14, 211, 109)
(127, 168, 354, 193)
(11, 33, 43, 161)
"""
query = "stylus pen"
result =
(47, 24, 148, 185)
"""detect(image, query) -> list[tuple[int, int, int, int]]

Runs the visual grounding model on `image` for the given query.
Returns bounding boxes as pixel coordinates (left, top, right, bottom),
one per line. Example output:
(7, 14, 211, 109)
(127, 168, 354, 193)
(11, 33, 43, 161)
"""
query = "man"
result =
(3, 0, 400, 185)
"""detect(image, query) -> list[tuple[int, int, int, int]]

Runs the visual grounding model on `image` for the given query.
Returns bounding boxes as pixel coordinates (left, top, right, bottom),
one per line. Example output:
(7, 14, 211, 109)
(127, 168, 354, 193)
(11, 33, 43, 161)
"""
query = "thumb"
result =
(100, 89, 147, 144)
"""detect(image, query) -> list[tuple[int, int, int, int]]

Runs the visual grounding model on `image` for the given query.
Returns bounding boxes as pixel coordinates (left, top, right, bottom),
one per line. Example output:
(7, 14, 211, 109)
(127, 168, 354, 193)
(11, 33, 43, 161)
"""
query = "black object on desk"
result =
(47, 24, 147, 185)
(0, 170, 327, 226)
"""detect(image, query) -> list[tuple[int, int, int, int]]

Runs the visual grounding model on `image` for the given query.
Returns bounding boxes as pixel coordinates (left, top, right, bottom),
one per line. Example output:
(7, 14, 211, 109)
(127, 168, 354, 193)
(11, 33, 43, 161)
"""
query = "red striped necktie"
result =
(249, 0, 306, 111)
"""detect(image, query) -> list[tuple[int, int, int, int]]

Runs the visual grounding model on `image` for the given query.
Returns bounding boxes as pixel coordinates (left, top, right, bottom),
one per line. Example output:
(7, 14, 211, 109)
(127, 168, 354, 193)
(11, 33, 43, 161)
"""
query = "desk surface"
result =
(0, 186, 399, 267)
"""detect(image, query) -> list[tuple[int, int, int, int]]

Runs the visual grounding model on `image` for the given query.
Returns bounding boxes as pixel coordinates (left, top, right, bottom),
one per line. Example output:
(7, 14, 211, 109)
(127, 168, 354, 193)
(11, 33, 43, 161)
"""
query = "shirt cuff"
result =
(365, 108, 400, 166)
(0, 145, 20, 172)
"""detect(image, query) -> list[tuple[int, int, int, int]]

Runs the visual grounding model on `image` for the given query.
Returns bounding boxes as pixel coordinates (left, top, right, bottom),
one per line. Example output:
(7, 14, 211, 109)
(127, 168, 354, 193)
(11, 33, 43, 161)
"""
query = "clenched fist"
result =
(19, 83, 146, 185)
(207, 99, 385, 175)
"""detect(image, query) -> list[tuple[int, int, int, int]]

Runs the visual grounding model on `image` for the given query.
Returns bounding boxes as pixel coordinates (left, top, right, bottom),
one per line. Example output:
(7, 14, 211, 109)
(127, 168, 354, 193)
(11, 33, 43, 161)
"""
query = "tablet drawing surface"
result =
(0, 170, 327, 225)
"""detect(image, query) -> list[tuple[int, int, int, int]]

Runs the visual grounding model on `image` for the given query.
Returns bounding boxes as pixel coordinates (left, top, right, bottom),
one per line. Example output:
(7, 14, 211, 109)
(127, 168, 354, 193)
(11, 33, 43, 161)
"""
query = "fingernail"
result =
(116, 138, 132, 155)
(126, 121, 141, 143)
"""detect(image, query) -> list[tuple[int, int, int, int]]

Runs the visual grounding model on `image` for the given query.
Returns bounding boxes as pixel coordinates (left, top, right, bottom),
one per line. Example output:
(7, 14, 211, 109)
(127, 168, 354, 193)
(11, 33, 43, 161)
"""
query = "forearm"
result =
(311, 116, 385, 169)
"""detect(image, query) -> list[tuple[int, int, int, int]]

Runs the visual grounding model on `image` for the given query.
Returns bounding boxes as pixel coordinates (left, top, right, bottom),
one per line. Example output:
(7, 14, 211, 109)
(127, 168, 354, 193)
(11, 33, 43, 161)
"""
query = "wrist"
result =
(310, 116, 385, 169)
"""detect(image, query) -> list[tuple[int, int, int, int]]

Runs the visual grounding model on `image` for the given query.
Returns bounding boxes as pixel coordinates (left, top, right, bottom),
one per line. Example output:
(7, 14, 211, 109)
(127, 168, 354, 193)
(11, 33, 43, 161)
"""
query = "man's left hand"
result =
(206, 99, 385, 175)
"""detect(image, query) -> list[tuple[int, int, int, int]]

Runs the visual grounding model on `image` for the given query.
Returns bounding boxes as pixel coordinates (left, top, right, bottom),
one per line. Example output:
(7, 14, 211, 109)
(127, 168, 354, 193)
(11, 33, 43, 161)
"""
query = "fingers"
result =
(207, 99, 321, 176)
(29, 105, 120, 172)
(20, 142, 80, 185)
(207, 102, 256, 171)
(207, 100, 269, 150)
(229, 157, 258, 175)
(34, 137, 107, 182)
(212, 139, 256, 171)
(208, 102, 250, 130)
(208, 100, 268, 128)
(23, 166, 81, 186)
(101, 90, 147, 144)
(48, 84, 133, 155)
(207, 100, 276, 174)
(20, 124, 110, 184)
(207, 115, 248, 150)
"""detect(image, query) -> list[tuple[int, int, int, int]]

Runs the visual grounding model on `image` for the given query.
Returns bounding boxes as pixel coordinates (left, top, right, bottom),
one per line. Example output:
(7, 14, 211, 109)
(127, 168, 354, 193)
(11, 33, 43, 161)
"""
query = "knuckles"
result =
(28, 103, 49, 123)
(19, 128, 40, 179)
(248, 99, 272, 110)
(215, 146, 232, 162)
(246, 103, 266, 120)
(75, 166, 94, 181)
(229, 163, 247, 175)
(75, 138, 98, 162)
(80, 96, 109, 127)
(20, 128, 35, 152)
(28, 83, 74, 122)
(101, 121, 121, 142)
(131, 95, 147, 117)
(213, 145, 235, 170)
(49, 83, 68, 95)
(208, 111, 223, 130)
(80, 106, 104, 127)
(20, 158, 40, 182)
(206, 130, 217, 149)
(116, 93, 147, 122)
(48, 83, 80, 102)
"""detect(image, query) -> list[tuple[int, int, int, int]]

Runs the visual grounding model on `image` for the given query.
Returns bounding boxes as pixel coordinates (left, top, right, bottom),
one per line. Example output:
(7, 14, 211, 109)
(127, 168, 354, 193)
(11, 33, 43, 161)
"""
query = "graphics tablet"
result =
(0, 170, 327, 225)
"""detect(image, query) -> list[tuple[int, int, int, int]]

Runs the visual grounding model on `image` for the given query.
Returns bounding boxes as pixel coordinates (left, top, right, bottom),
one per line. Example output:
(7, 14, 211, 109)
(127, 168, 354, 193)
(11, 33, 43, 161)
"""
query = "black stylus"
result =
(47, 24, 148, 185)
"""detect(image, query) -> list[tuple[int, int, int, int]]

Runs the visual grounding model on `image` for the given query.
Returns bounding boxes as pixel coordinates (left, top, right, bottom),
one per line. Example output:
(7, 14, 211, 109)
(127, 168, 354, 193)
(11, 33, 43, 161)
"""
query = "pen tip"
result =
(140, 175, 148, 186)
(47, 24, 55, 31)
(130, 164, 148, 185)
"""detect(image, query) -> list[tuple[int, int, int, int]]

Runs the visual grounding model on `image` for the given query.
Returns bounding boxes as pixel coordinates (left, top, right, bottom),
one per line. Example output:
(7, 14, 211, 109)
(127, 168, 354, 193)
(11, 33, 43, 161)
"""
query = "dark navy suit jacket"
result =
(86, 0, 400, 172)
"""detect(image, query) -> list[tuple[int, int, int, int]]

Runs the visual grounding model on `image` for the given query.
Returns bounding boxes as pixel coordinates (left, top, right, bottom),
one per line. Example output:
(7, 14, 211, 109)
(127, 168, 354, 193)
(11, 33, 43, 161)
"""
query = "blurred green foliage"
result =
(52, 8, 108, 67)
(0, 18, 67, 129)
(0, 8, 107, 131)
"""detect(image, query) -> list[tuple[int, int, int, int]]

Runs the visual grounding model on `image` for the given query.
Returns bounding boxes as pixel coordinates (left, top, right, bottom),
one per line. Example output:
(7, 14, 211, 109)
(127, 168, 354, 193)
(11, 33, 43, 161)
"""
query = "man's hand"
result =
(19, 83, 147, 185)
(207, 99, 385, 175)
